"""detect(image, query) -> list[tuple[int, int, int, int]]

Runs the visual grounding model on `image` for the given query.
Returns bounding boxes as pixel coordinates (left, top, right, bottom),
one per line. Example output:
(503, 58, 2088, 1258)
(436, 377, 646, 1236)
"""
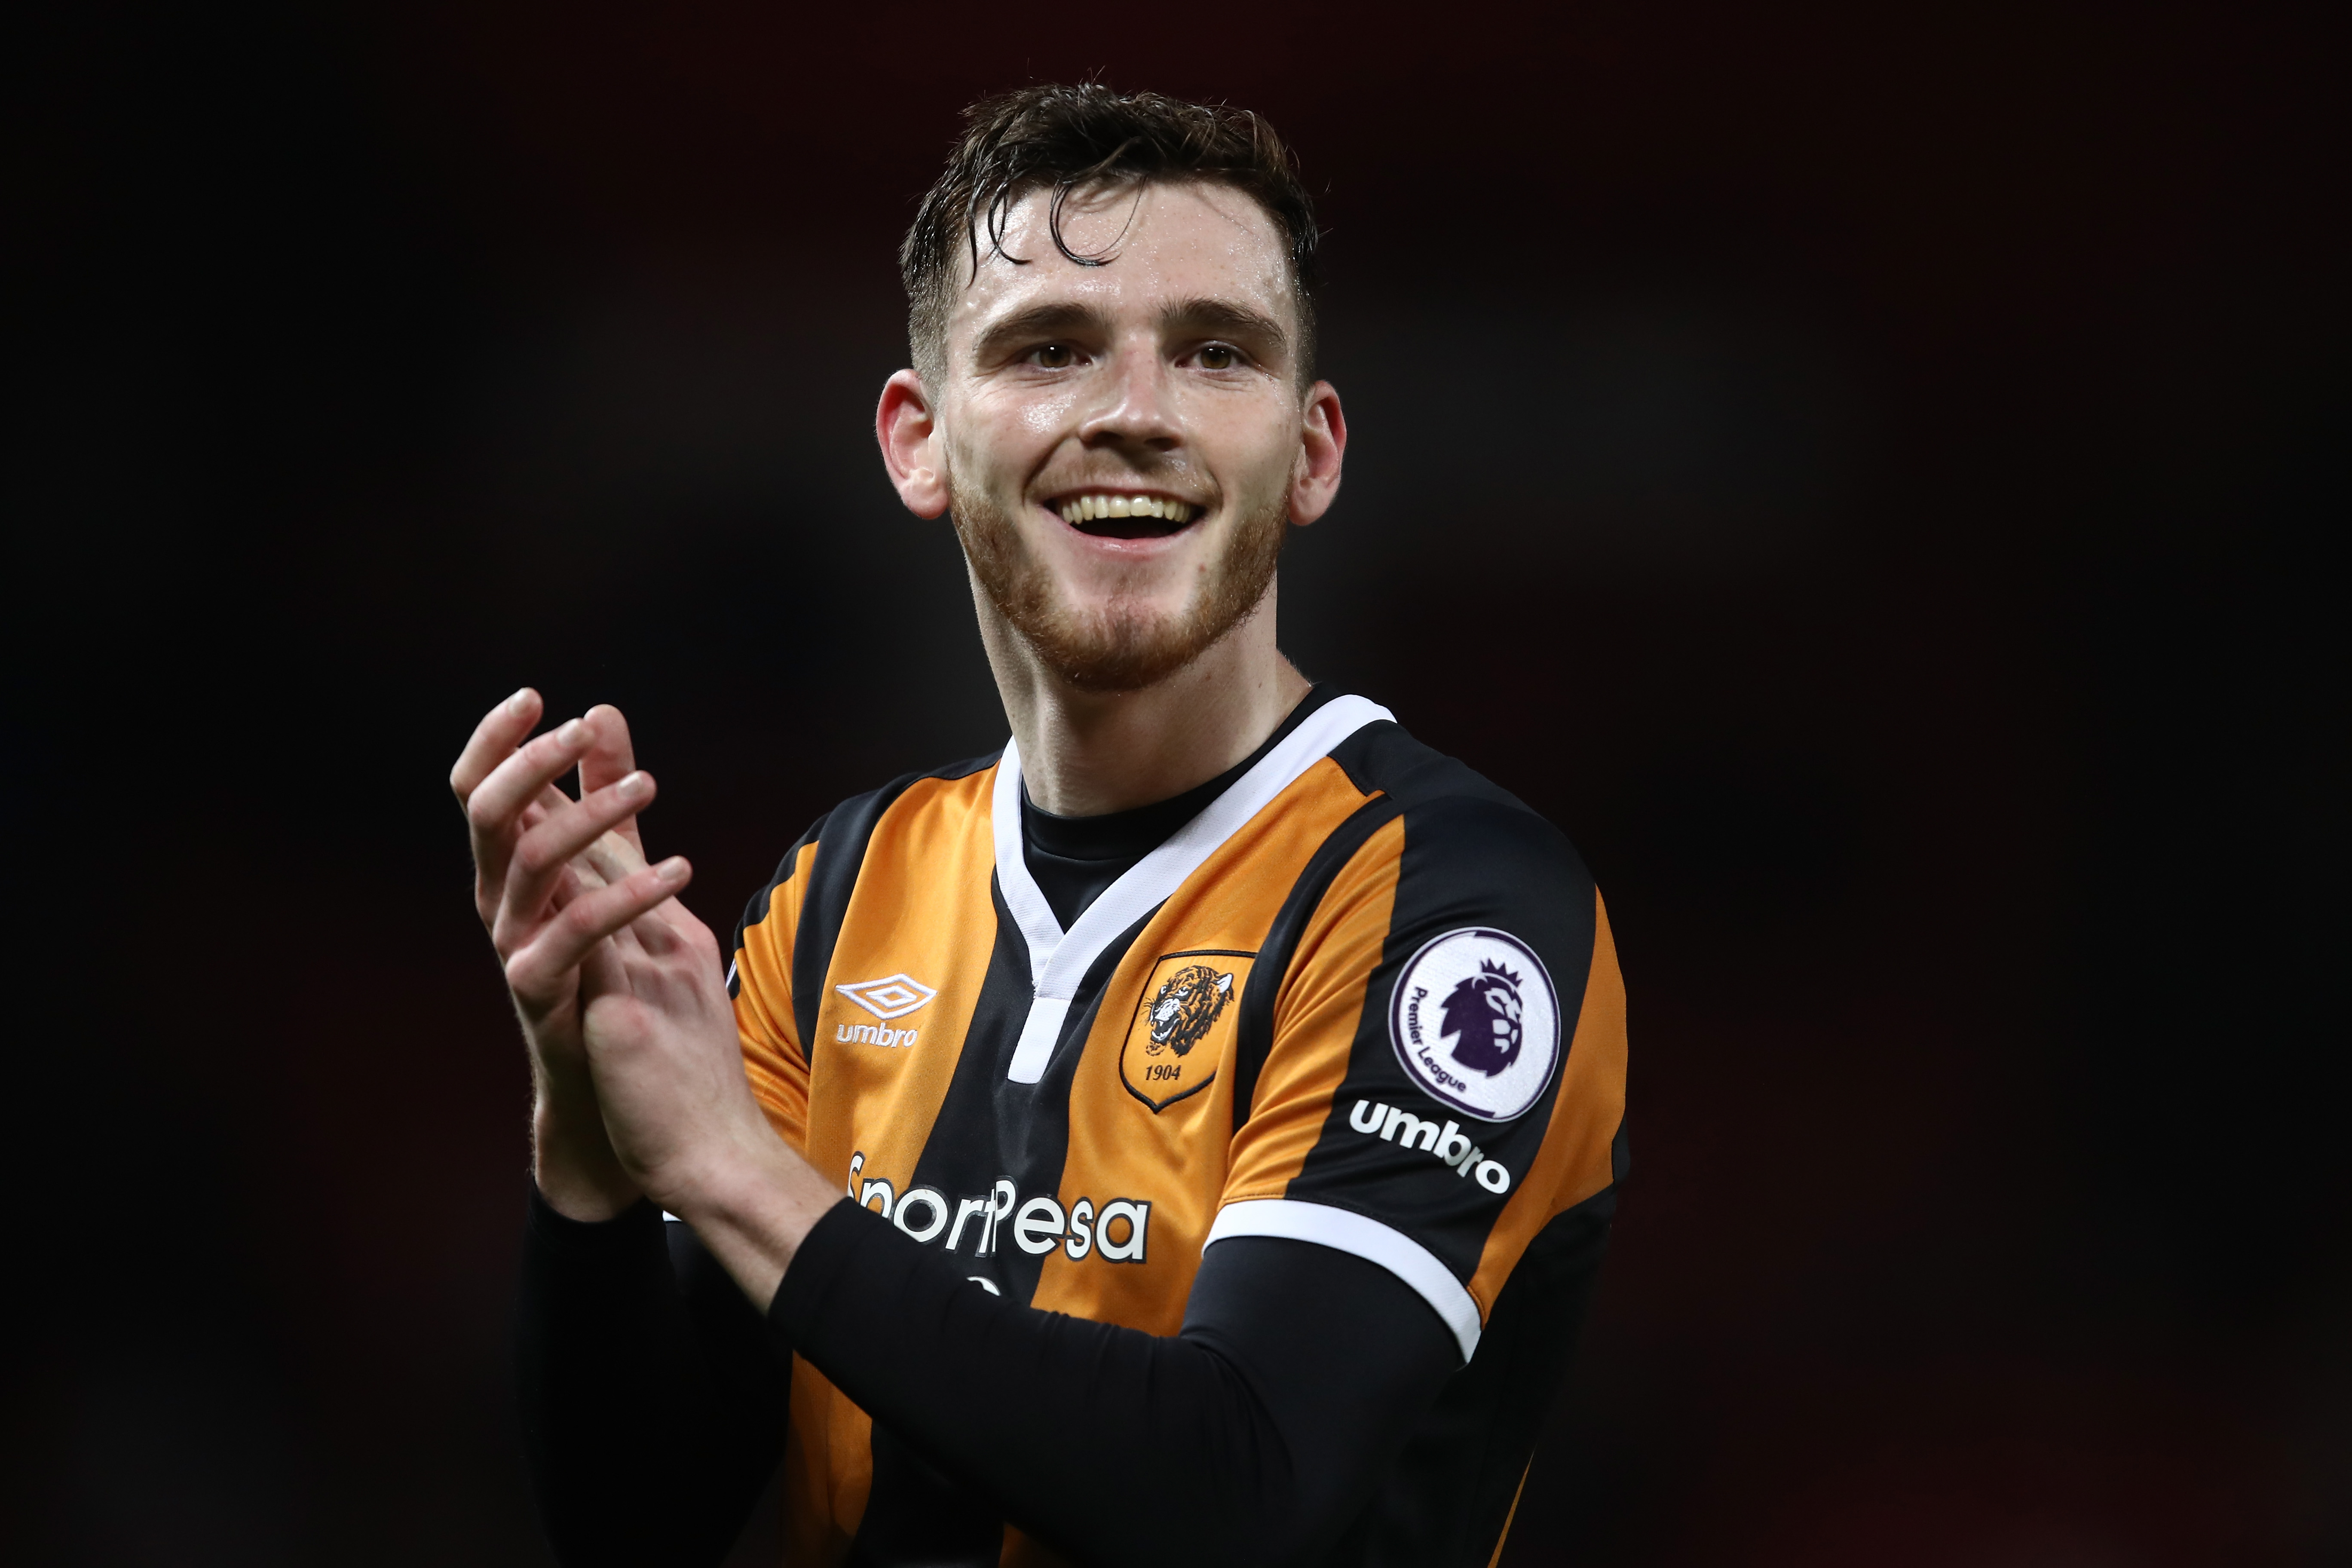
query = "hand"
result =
(451, 690, 677, 1218)
(451, 691, 837, 1300)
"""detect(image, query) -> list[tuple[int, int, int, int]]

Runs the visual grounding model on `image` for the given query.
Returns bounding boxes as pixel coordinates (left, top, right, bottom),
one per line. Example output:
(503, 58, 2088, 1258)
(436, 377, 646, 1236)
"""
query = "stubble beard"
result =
(949, 476, 1288, 694)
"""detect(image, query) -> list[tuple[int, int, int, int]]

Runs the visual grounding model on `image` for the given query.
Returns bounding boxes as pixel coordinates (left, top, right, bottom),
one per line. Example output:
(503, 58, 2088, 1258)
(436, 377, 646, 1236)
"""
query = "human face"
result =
(879, 180, 1345, 692)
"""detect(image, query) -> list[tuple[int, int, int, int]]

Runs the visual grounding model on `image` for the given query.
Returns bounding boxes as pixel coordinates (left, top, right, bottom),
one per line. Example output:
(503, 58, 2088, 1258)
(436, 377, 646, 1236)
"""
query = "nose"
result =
(1076, 340, 1180, 454)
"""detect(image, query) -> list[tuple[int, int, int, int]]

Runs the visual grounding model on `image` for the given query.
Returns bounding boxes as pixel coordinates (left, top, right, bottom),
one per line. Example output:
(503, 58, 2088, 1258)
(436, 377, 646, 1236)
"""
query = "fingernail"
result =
(658, 857, 688, 882)
(505, 687, 533, 715)
(617, 772, 648, 799)
(557, 719, 588, 747)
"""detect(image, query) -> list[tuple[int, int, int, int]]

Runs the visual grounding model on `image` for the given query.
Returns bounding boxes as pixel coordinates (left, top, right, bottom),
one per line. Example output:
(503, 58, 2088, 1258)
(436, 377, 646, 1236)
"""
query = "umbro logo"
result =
(835, 974, 937, 1021)
(833, 973, 938, 1050)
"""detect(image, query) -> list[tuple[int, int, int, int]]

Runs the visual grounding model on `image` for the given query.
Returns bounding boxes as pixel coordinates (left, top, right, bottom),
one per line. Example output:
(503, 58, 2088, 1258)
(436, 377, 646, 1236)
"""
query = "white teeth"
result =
(1055, 494, 1197, 526)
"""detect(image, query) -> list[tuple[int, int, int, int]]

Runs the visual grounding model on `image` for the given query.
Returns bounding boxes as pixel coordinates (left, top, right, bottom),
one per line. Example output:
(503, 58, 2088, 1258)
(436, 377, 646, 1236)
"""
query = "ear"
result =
(1287, 380, 1347, 527)
(1216, 972, 1234, 995)
(876, 369, 950, 519)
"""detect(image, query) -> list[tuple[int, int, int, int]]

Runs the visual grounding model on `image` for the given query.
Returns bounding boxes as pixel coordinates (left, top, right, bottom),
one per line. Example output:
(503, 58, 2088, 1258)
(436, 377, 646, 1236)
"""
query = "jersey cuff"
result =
(1204, 1198, 1481, 1362)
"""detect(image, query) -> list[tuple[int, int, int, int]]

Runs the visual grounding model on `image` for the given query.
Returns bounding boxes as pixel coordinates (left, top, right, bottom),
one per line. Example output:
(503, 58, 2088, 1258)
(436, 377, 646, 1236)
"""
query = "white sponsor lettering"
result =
(1013, 1196, 1066, 1254)
(946, 1194, 991, 1252)
(893, 1186, 949, 1243)
(1096, 1200, 1151, 1263)
(845, 1155, 1146, 1266)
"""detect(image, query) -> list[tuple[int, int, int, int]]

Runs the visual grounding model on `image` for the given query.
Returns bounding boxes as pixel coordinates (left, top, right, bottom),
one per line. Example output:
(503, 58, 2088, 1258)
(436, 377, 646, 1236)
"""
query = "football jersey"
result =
(727, 689, 1629, 1567)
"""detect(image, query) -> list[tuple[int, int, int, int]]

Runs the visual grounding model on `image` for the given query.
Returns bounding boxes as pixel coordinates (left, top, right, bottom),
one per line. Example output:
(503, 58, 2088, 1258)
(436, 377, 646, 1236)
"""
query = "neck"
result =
(973, 576, 1312, 817)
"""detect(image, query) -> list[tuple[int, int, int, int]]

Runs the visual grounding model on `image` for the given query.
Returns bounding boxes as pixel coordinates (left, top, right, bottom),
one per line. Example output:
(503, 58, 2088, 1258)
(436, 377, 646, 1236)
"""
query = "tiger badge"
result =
(1118, 949, 1255, 1111)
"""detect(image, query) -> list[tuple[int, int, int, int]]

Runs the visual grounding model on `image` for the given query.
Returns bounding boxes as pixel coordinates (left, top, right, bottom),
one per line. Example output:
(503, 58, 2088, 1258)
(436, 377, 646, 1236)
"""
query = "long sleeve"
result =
(771, 1201, 1464, 1568)
(516, 1187, 790, 1568)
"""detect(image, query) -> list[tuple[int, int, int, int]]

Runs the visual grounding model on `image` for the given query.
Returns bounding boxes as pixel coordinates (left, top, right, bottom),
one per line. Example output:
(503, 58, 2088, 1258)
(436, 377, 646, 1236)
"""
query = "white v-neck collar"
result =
(991, 694, 1394, 1084)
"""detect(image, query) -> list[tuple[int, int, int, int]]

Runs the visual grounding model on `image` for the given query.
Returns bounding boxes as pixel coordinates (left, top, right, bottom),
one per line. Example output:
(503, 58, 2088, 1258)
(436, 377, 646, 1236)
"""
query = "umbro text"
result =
(1348, 1098, 1513, 1193)
(836, 1023, 919, 1048)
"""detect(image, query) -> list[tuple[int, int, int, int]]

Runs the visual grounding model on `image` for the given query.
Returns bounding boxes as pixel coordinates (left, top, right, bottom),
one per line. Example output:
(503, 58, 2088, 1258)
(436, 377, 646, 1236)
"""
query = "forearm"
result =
(769, 1204, 1453, 1568)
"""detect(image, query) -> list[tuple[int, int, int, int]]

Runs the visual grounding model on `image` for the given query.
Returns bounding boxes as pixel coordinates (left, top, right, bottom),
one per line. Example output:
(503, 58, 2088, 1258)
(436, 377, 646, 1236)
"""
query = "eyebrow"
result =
(1160, 298, 1289, 359)
(970, 302, 1111, 366)
(967, 296, 1292, 366)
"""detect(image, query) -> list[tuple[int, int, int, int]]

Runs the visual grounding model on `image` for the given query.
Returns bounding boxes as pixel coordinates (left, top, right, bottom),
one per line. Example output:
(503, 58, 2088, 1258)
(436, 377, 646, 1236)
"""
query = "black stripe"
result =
(1326, 720, 1527, 815)
(790, 753, 998, 1060)
(726, 813, 827, 1001)
(849, 879, 1160, 1566)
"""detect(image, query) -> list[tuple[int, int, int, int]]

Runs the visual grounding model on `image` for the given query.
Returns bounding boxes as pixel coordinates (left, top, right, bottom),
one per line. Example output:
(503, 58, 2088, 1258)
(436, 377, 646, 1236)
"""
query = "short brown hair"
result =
(900, 84, 1321, 385)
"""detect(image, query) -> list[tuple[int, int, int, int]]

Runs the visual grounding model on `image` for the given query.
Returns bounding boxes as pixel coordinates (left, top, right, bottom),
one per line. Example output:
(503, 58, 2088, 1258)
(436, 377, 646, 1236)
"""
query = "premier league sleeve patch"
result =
(1389, 928, 1562, 1123)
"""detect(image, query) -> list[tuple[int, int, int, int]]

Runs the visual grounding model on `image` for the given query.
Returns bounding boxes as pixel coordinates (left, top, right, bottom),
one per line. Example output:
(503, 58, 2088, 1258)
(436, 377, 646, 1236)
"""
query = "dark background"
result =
(12, 3, 2343, 1563)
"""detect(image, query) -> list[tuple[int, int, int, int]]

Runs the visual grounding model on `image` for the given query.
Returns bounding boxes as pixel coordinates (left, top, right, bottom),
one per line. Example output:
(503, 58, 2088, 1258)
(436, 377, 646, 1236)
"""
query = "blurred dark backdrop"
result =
(11, 3, 2343, 1563)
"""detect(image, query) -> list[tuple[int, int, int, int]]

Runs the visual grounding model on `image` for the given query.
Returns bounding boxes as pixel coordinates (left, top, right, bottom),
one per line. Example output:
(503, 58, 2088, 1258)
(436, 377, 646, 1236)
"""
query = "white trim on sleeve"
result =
(1204, 1197, 1482, 1363)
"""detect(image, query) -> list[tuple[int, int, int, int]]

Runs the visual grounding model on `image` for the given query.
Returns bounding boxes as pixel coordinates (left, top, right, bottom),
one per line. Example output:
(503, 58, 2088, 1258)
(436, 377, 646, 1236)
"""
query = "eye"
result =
(1197, 343, 1240, 371)
(1028, 342, 1078, 368)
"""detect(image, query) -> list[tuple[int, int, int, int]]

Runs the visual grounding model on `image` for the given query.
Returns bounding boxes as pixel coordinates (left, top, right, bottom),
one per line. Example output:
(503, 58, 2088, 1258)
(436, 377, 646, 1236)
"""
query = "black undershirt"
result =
(1019, 682, 1337, 928)
(516, 683, 1462, 1568)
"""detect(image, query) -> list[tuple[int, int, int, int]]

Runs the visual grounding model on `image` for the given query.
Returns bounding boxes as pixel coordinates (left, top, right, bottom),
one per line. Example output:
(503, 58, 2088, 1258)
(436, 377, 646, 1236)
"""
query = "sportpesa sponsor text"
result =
(841, 1099, 1513, 1271)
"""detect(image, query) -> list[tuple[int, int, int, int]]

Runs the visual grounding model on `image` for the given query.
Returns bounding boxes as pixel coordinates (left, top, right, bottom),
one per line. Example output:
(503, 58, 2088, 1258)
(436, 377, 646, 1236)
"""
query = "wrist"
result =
(532, 1080, 641, 1222)
(662, 1130, 840, 1308)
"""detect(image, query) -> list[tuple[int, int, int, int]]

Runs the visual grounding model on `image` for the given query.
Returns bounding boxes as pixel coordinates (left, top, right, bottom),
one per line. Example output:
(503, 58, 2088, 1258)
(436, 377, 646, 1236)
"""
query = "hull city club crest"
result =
(1388, 928, 1562, 1122)
(1119, 949, 1254, 1111)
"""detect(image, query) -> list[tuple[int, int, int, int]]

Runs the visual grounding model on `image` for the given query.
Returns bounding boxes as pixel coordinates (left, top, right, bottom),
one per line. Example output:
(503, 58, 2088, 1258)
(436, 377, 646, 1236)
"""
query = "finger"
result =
(508, 856, 693, 1002)
(504, 772, 659, 930)
(468, 714, 599, 851)
(576, 704, 645, 854)
(466, 715, 604, 901)
(450, 687, 542, 808)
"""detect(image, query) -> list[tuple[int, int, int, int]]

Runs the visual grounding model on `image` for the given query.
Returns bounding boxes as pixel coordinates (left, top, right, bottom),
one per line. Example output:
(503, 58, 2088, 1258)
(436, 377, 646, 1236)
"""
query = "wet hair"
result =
(900, 83, 1321, 385)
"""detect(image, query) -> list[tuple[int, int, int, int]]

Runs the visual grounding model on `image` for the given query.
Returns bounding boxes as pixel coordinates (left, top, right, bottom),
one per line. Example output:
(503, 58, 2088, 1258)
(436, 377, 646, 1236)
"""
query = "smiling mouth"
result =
(1054, 492, 1202, 540)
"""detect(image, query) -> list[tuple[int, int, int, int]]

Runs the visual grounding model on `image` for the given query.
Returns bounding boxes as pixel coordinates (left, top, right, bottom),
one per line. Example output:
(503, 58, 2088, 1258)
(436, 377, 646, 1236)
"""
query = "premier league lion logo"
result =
(1440, 960, 1525, 1077)
(1144, 963, 1235, 1058)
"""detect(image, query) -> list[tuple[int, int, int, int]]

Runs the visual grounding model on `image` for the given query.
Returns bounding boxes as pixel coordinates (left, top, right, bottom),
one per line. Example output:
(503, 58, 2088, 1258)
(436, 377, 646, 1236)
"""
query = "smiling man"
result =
(451, 86, 1628, 1568)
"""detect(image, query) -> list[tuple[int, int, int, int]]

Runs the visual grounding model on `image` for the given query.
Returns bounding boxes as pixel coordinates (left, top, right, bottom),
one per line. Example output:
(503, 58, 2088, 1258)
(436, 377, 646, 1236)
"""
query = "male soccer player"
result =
(450, 86, 1628, 1568)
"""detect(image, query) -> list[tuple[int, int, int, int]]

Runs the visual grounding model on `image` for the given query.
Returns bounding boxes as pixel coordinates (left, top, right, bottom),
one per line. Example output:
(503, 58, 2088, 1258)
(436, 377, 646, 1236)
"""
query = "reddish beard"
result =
(949, 480, 1288, 693)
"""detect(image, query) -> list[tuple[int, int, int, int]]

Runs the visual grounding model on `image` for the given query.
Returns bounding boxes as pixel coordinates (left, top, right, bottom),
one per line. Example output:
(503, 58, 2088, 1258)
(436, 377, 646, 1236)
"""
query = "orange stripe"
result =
(1466, 889, 1627, 1316)
(1221, 811, 1407, 1200)
(737, 838, 819, 1152)
(787, 767, 1000, 1547)
(800, 767, 999, 1208)
(781, 1353, 869, 1568)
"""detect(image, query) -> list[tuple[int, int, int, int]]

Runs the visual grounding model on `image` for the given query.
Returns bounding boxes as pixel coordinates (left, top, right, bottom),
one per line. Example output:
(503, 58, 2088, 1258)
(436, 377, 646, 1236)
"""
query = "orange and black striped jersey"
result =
(728, 688, 1629, 1567)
